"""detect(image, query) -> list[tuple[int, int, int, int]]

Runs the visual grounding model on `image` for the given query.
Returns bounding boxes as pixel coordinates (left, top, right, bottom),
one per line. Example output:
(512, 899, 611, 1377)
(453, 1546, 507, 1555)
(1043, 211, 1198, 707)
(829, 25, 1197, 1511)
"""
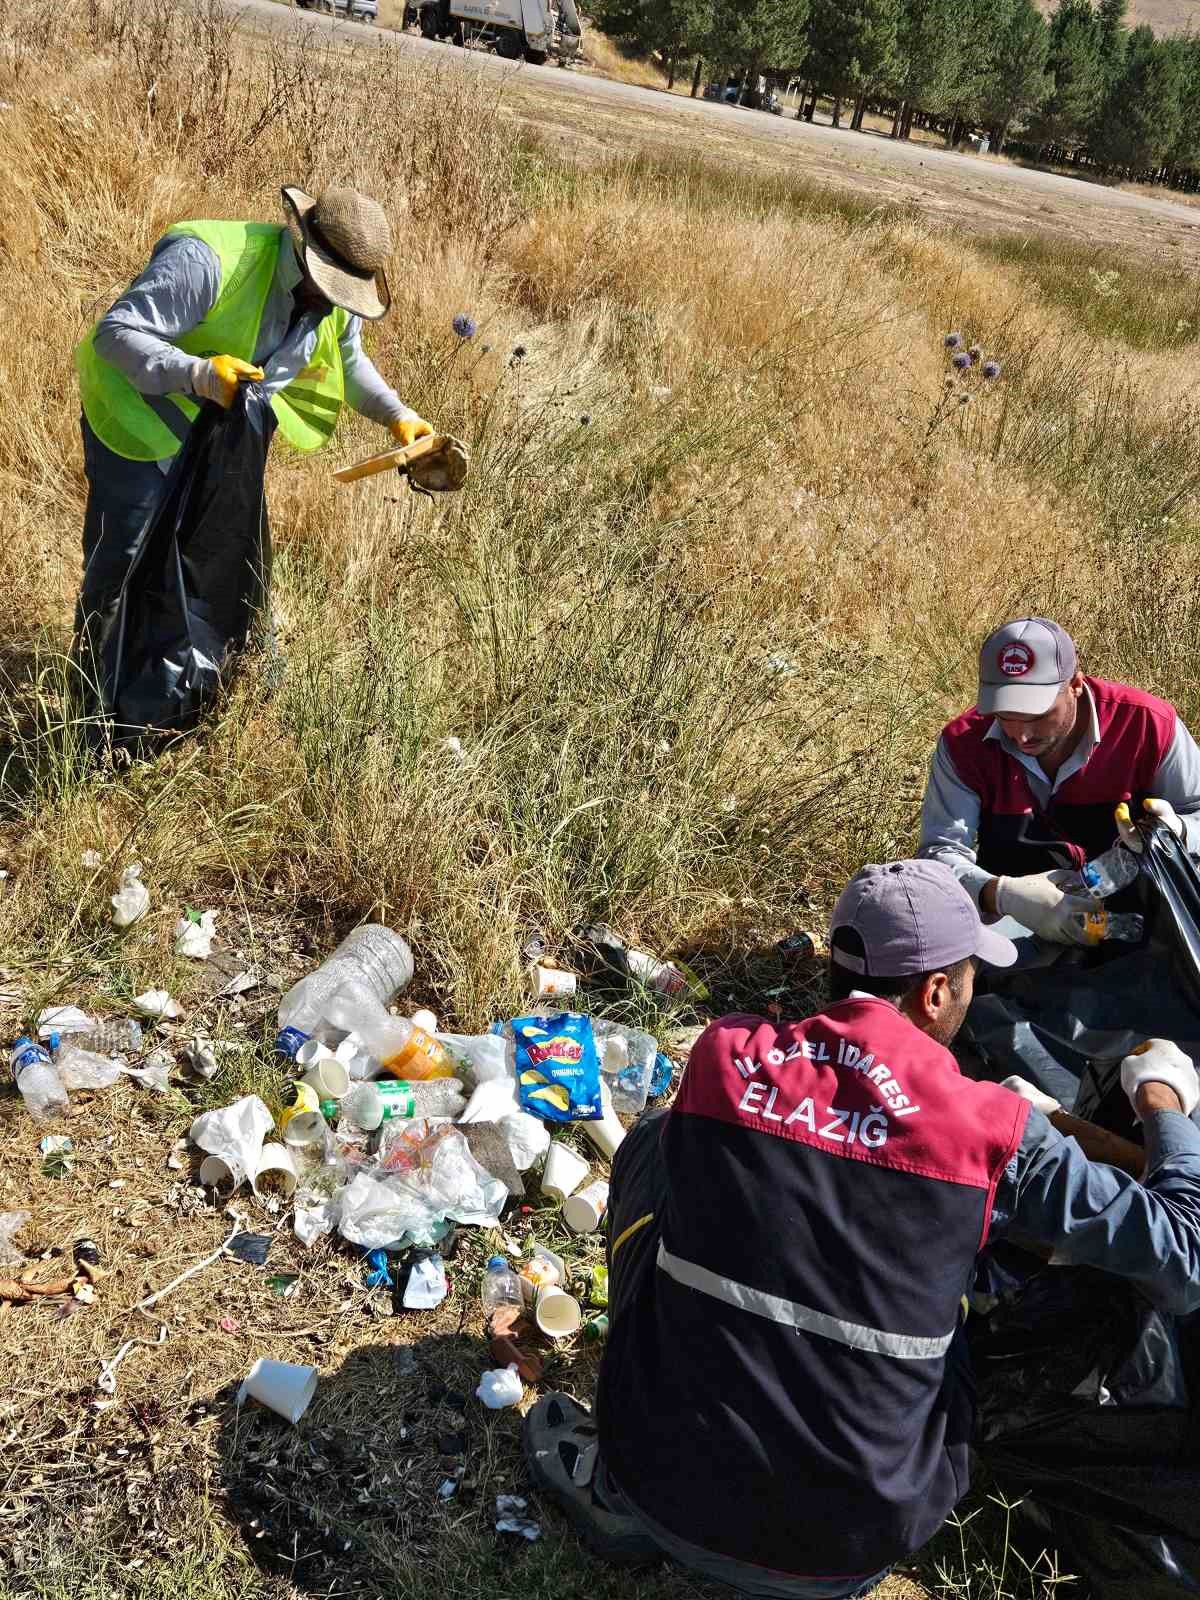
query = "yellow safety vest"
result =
(74, 219, 347, 461)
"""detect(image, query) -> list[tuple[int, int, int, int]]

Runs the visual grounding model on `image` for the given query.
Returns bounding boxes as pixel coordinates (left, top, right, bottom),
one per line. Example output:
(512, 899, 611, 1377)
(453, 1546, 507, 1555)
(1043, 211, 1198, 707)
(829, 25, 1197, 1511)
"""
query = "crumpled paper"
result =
(403, 1254, 448, 1309)
(174, 910, 217, 959)
(133, 989, 182, 1020)
(458, 1077, 518, 1125)
(111, 864, 150, 928)
(189, 1094, 274, 1189)
(495, 1492, 541, 1537)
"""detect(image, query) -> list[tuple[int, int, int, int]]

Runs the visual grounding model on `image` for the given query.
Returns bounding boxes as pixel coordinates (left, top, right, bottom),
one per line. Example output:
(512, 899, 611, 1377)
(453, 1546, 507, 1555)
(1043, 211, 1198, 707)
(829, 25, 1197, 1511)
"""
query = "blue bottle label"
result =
(275, 1026, 311, 1060)
(12, 1039, 51, 1081)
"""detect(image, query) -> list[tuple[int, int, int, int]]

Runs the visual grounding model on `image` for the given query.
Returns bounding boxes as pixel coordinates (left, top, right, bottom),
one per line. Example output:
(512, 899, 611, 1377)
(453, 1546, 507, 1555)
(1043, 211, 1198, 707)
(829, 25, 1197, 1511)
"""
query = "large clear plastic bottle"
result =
(325, 1003, 455, 1080)
(66, 1018, 144, 1056)
(11, 1036, 69, 1119)
(277, 926, 415, 1042)
(481, 1256, 524, 1324)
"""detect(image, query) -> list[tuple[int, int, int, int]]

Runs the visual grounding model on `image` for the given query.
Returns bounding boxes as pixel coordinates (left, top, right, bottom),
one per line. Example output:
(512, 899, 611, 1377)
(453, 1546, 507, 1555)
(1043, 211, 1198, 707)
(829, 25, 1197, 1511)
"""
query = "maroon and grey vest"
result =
(942, 676, 1175, 876)
(598, 1000, 1028, 1580)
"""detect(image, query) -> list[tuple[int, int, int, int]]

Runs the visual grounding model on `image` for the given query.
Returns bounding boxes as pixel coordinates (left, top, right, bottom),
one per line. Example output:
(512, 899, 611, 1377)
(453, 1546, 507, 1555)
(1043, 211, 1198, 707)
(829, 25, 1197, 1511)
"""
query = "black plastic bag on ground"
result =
(971, 1260, 1200, 1596)
(98, 386, 274, 751)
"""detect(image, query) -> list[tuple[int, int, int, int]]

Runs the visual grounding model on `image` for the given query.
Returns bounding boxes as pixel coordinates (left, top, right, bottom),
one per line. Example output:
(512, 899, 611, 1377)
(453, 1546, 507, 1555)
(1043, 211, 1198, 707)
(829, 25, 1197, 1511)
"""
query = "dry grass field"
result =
(1, 0, 1199, 1596)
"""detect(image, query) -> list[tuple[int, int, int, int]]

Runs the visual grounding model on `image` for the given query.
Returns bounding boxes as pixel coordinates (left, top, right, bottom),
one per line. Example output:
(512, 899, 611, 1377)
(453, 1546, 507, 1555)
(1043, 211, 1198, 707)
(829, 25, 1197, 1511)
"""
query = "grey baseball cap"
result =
(830, 859, 1017, 977)
(978, 617, 1077, 716)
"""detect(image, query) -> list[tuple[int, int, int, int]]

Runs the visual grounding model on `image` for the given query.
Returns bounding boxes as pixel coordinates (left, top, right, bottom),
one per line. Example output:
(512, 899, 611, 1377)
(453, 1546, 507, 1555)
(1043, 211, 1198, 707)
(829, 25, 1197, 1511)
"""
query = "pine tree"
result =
(1027, 0, 1102, 151)
(889, 0, 961, 139)
(1094, 0, 1129, 92)
(806, 0, 900, 128)
(980, 0, 1050, 151)
(1164, 35, 1200, 172)
(1091, 24, 1181, 171)
(713, 0, 809, 74)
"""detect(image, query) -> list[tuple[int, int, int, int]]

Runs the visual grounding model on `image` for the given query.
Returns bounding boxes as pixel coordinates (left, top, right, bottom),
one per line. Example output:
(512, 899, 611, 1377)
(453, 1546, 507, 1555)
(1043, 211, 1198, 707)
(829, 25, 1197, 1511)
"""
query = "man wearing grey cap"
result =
(919, 617, 1200, 943)
(525, 859, 1200, 1597)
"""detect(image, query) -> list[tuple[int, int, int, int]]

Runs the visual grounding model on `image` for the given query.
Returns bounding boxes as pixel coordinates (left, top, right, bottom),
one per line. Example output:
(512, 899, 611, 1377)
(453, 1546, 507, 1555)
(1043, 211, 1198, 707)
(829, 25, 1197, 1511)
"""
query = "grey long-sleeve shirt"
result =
(93, 231, 415, 468)
(918, 683, 1200, 903)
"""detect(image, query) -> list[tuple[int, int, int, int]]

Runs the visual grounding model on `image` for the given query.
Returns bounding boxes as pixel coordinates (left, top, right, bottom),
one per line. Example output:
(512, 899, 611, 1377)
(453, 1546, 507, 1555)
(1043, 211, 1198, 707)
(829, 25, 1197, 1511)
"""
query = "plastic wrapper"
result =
(0, 1210, 30, 1265)
(55, 1046, 123, 1090)
(124, 1052, 171, 1093)
(500, 1111, 551, 1171)
(37, 1006, 94, 1039)
(510, 1012, 602, 1122)
(337, 1122, 506, 1250)
(174, 909, 217, 959)
(189, 1094, 274, 1189)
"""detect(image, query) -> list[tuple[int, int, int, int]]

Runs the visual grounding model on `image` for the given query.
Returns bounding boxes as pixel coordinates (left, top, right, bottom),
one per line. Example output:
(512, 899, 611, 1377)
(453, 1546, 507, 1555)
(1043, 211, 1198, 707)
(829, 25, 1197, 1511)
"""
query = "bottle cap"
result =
(487, 1255, 507, 1271)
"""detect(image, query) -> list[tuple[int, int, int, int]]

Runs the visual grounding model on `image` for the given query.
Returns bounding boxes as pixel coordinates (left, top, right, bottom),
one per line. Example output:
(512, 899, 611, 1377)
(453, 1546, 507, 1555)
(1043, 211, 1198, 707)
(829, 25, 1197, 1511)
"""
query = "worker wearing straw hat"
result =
(73, 184, 433, 695)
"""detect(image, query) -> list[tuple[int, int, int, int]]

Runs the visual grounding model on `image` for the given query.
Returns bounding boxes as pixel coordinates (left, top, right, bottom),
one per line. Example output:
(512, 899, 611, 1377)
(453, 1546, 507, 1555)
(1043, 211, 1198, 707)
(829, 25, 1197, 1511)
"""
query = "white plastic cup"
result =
(582, 1105, 626, 1160)
(199, 1154, 237, 1191)
(281, 1111, 326, 1151)
(541, 1142, 590, 1202)
(563, 1179, 609, 1233)
(300, 1058, 350, 1101)
(411, 1008, 438, 1033)
(252, 1144, 298, 1199)
(296, 1038, 335, 1069)
(534, 1287, 583, 1339)
(534, 966, 577, 999)
(237, 1357, 318, 1423)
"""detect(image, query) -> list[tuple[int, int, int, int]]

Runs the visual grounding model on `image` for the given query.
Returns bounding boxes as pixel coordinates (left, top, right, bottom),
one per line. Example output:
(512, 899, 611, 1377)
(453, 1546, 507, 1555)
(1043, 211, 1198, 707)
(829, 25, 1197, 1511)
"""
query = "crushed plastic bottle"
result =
(592, 1018, 657, 1115)
(1074, 908, 1145, 945)
(66, 1018, 144, 1056)
(277, 926, 415, 1040)
(55, 1045, 123, 1091)
(11, 1036, 69, 1119)
(1079, 842, 1141, 901)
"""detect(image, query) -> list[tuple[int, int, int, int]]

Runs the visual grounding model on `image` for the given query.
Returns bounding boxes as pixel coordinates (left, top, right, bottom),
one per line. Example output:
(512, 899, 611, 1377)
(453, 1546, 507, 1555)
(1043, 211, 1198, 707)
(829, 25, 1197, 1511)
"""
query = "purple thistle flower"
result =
(452, 313, 477, 339)
(968, 344, 983, 361)
(580, 413, 592, 426)
(944, 332, 963, 349)
(951, 351, 973, 371)
(982, 359, 1003, 380)
(511, 345, 528, 362)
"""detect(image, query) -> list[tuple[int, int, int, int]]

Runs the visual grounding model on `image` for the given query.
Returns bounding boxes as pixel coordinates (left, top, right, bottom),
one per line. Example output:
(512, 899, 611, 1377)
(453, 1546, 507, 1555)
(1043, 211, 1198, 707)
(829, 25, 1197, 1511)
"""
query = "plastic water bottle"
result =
(1073, 908, 1145, 944)
(60, 1019, 144, 1056)
(332, 1078, 466, 1130)
(277, 926, 415, 1040)
(1079, 843, 1141, 900)
(11, 1036, 69, 1119)
(324, 1004, 454, 1080)
(481, 1257, 524, 1324)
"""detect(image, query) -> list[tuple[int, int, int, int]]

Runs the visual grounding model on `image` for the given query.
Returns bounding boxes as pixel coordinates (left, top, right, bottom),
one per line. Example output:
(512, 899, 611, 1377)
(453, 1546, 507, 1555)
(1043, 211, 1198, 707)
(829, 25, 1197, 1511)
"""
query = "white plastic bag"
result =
(189, 1094, 274, 1189)
(437, 1032, 512, 1086)
(476, 1365, 523, 1409)
(500, 1111, 552, 1172)
(111, 865, 150, 928)
(174, 910, 217, 960)
(459, 1077, 519, 1125)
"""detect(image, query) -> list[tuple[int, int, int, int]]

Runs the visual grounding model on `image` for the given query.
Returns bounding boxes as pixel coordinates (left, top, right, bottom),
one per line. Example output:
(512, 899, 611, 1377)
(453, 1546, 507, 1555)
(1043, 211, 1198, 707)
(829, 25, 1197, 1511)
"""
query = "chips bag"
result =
(511, 1012, 602, 1123)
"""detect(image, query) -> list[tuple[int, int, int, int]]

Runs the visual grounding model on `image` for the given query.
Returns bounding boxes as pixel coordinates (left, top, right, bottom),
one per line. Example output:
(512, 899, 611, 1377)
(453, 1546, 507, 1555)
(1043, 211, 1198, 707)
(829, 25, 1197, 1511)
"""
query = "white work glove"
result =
(1120, 1038, 1199, 1119)
(1001, 1075, 1062, 1117)
(994, 872, 1094, 945)
(1116, 798, 1184, 854)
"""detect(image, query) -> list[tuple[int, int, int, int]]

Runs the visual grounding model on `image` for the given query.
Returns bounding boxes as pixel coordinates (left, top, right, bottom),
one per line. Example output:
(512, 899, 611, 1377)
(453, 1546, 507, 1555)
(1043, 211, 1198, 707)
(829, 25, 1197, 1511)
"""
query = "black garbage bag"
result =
(970, 1265, 1200, 1598)
(97, 386, 275, 752)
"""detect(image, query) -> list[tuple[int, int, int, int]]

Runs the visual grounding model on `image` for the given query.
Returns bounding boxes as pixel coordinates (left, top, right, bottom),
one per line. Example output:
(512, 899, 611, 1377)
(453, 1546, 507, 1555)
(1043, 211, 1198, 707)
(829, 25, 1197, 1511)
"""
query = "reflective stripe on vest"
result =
(74, 220, 346, 461)
(656, 1241, 956, 1361)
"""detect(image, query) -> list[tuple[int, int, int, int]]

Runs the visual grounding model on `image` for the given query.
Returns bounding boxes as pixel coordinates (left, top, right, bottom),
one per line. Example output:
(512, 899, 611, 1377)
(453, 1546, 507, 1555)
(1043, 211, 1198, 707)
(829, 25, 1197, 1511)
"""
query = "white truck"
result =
(405, 0, 582, 64)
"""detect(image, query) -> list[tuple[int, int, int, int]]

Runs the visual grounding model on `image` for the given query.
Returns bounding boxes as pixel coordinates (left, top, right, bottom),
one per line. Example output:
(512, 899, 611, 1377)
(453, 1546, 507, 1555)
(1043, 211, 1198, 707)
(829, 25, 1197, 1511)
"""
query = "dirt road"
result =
(239, 0, 1200, 266)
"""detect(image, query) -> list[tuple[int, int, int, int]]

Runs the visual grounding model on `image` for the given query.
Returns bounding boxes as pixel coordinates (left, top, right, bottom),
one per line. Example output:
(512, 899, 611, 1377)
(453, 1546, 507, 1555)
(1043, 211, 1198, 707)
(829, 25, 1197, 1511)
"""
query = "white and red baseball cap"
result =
(978, 617, 1077, 716)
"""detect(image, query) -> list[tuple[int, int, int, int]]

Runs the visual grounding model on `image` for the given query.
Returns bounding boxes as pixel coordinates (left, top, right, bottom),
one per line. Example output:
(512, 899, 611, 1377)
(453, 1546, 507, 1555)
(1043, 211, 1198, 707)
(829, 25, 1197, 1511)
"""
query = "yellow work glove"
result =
(389, 416, 435, 448)
(192, 354, 265, 408)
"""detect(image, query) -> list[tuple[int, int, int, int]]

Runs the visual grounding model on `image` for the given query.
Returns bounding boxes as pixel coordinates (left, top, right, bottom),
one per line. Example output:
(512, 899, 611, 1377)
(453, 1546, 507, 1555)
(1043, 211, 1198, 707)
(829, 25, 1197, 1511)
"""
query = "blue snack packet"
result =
(511, 1012, 602, 1122)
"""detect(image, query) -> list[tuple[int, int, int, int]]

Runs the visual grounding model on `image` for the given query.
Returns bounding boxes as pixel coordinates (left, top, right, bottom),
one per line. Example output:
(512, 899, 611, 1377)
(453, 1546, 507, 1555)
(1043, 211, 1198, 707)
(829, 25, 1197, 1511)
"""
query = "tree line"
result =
(591, 0, 1200, 186)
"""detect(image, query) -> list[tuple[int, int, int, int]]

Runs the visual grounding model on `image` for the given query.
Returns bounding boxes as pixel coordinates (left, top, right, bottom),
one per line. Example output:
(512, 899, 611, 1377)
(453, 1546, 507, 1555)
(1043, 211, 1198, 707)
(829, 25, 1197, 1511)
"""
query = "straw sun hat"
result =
(281, 184, 392, 321)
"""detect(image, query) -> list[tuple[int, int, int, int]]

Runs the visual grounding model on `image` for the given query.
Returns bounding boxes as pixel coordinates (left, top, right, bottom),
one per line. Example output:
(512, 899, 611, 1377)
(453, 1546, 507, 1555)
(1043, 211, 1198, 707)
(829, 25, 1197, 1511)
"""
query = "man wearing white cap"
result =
(73, 184, 435, 694)
(919, 617, 1200, 943)
(525, 859, 1200, 1597)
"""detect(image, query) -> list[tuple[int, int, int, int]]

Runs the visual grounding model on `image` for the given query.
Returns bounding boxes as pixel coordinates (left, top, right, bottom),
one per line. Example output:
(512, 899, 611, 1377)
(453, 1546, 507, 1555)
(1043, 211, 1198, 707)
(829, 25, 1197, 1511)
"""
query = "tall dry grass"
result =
(0, 3, 1199, 1592)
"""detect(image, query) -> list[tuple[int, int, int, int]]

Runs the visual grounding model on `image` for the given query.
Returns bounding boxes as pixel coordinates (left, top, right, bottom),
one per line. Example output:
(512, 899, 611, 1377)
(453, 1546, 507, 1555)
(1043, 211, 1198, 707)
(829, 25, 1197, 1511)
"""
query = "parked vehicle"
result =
(702, 74, 782, 113)
(405, 0, 582, 63)
(296, 0, 378, 22)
